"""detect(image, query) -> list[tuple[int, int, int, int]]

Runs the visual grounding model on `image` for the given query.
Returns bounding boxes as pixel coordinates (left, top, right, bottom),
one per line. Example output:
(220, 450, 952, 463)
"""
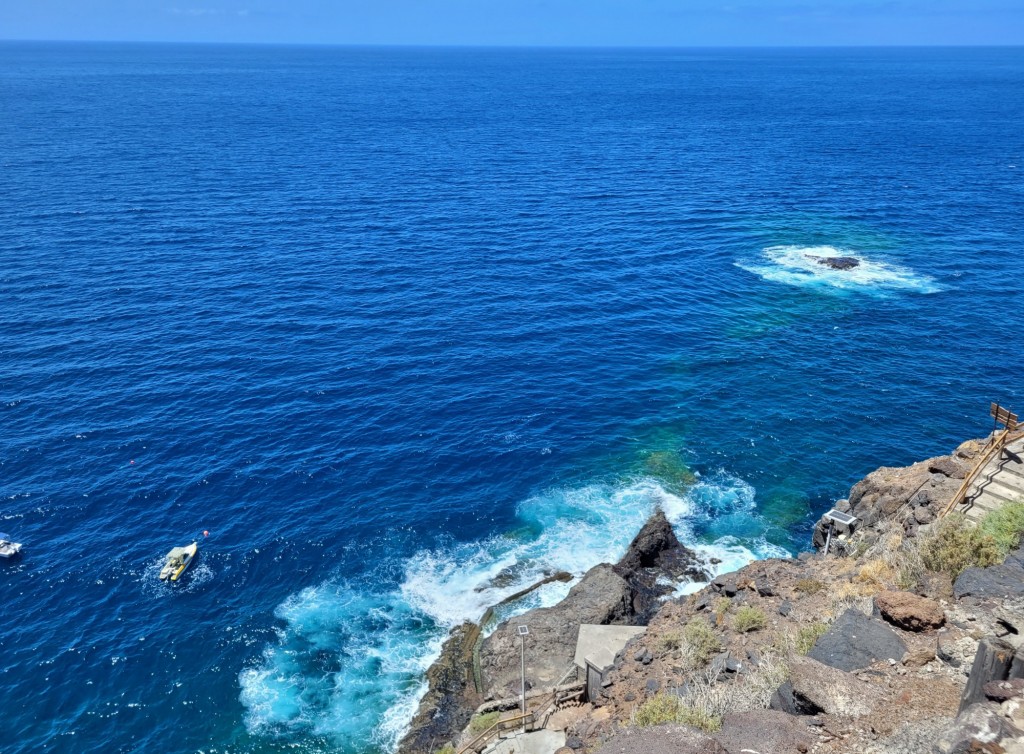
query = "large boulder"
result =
(712, 709, 817, 754)
(875, 590, 946, 632)
(808, 608, 908, 672)
(929, 457, 968, 479)
(955, 547, 1024, 600)
(789, 655, 888, 717)
(614, 509, 685, 574)
(479, 564, 632, 698)
(816, 439, 985, 549)
(845, 458, 957, 527)
(933, 701, 1022, 754)
(591, 724, 727, 754)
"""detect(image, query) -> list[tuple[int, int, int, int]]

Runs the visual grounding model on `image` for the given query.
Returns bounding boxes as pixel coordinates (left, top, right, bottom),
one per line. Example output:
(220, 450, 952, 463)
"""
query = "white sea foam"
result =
(738, 244, 942, 295)
(239, 475, 788, 752)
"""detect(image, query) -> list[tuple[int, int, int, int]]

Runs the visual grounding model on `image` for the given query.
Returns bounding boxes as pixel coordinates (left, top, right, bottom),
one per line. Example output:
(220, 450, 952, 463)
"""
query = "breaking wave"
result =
(239, 475, 785, 753)
(738, 245, 942, 295)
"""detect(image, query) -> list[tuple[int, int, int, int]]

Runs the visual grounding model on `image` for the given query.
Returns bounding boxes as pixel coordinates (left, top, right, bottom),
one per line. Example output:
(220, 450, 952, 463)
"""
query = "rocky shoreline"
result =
(399, 436, 1024, 754)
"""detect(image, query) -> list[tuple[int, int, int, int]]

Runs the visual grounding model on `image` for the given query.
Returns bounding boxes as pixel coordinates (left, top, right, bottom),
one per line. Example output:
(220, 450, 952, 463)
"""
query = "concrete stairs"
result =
(957, 437, 1024, 523)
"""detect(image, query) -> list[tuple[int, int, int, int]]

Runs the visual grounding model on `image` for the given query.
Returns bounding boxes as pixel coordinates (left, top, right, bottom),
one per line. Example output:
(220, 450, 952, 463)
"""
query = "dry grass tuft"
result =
(658, 630, 683, 652)
(856, 558, 896, 588)
(825, 581, 874, 619)
(632, 692, 722, 733)
(794, 578, 824, 596)
(633, 652, 790, 734)
(794, 622, 830, 654)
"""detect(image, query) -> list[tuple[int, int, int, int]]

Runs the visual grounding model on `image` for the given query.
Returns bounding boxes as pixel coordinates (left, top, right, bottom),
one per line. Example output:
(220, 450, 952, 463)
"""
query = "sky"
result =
(1, 0, 1022, 46)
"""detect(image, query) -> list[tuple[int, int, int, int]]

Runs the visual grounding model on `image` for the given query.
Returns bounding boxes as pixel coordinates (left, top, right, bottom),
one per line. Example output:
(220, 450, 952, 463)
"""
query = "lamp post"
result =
(517, 625, 529, 732)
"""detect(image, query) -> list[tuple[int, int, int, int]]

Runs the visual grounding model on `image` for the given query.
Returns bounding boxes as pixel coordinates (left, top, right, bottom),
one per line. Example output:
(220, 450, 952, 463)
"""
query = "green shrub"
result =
(434, 746, 455, 754)
(919, 514, 1001, 579)
(978, 501, 1024, 557)
(733, 605, 767, 633)
(794, 578, 824, 595)
(713, 597, 731, 619)
(658, 630, 683, 651)
(677, 705, 723, 733)
(469, 711, 500, 733)
(683, 618, 721, 666)
(632, 693, 722, 733)
(633, 694, 682, 727)
(795, 622, 829, 655)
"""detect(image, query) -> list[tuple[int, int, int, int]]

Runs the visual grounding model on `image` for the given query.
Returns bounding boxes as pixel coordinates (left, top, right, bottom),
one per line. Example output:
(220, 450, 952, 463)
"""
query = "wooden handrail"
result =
(456, 713, 533, 754)
(456, 665, 581, 754)
(942, 428, 1012, 518)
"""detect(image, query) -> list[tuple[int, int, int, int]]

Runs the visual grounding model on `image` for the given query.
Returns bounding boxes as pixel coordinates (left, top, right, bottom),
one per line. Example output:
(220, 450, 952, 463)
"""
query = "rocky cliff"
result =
(401, 436, 1024, 754)
(397, 510, 709, 753)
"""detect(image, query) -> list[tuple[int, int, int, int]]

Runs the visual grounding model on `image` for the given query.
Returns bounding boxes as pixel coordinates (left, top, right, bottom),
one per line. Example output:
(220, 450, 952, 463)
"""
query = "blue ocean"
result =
(1, 43, 1022, 754)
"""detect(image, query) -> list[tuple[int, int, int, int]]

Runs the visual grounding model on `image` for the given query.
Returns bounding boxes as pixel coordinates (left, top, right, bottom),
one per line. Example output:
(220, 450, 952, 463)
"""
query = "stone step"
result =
(958, 495, 999, 518)
(966, 494, 1012, 517)
(990, 465, 1024, 490)
(971, 479, 1024, 505)
(964, 487, 1002, 505)
(1000, 462, 1024, 484)
(967, 469, 1024, 495)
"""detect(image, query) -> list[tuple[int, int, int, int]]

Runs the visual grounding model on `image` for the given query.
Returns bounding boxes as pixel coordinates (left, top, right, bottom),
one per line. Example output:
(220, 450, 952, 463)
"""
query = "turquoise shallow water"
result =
(1, 43, 1022, 754)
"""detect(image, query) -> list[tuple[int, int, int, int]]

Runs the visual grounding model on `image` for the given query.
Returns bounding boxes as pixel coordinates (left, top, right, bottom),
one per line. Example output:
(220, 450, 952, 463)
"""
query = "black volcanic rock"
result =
(397, 622, 480, 754)
(808, 254, 860, 270)
(614, 510, 710, 622)
(614, 510, 682, 574)
(954, 547, 1024, 600)
(808, 608, 907, 672)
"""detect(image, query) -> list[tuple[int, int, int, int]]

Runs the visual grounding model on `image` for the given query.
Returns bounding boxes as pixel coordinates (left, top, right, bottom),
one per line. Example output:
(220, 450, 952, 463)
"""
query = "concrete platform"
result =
(488, 729, 566, 754)
(573, 624, 646, 671)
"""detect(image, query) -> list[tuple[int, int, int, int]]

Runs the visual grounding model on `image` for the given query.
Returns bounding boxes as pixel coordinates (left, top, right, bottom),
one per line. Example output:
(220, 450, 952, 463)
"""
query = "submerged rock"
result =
(807, 254, 860, 270)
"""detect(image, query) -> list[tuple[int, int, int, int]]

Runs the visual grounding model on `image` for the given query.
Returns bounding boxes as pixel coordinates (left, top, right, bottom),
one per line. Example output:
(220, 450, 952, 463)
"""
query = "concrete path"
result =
(487, 729, 566, 754)
(959, 436, 1024, 523)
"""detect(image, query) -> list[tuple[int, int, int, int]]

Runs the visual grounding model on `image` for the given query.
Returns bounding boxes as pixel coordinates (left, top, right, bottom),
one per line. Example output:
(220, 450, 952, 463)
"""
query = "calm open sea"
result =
(1, 43, 1022, 754)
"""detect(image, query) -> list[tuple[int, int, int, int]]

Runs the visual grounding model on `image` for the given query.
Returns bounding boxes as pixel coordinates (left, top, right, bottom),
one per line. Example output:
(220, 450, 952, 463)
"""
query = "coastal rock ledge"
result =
(397, 510, 709, 753)
(401, 435, 1024, 754)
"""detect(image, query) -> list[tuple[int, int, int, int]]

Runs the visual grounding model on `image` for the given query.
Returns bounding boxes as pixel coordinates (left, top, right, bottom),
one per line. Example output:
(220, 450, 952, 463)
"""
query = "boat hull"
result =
(0, 542, 22, 558)
(159, 542, 198, 582)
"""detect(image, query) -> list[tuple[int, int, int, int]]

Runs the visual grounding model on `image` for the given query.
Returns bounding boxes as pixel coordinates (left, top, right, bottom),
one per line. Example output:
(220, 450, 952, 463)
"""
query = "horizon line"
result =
(2, 38, 1024, 50)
